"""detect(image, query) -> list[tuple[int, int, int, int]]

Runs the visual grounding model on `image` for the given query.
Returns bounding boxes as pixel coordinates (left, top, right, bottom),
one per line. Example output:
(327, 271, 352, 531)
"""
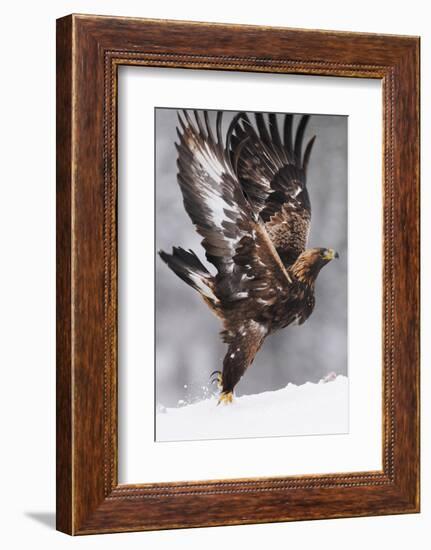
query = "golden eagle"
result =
(159, 110, 338, 404)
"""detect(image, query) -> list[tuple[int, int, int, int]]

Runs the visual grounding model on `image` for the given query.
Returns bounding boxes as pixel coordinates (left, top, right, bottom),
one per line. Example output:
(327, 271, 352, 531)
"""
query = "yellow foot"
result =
(218, 391, 233, 405)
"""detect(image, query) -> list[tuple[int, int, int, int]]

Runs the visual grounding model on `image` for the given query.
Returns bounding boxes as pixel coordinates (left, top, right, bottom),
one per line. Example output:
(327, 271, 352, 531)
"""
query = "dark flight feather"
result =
(228, 112, 316, 266)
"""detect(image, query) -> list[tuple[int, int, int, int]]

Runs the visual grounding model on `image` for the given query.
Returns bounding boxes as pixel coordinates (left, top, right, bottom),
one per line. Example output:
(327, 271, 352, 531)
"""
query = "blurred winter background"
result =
(155, 108, 347, 409)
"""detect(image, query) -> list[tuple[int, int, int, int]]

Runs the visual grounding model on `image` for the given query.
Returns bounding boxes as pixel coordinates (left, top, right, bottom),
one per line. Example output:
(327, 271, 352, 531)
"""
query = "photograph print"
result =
(155, 107, 348, 442)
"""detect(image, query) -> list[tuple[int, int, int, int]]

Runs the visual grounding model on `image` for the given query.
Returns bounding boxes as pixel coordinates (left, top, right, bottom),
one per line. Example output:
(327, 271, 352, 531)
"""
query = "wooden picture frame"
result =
(56, 14, 420, 535)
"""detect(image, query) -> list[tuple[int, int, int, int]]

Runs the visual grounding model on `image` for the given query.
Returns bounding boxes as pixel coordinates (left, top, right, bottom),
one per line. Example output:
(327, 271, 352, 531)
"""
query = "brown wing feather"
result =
(175, 110, 251, 279)
(228, 112, 316, 266)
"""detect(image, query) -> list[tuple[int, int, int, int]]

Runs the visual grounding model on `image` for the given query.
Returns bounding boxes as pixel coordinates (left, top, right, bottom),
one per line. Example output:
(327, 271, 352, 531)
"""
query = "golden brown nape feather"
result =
(290, 247, 339, 284)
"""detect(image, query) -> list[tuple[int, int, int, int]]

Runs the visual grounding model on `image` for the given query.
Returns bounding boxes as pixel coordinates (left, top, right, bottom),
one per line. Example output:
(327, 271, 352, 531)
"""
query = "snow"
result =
(156, 375, 348, 442)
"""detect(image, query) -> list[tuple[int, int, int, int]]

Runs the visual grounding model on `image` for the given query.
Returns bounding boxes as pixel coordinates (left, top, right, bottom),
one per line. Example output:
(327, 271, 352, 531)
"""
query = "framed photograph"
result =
(56, 14, 420, 535)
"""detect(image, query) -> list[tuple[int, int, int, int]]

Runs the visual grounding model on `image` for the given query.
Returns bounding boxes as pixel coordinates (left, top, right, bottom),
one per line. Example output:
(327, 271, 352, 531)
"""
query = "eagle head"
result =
(291, 247, 339, 284)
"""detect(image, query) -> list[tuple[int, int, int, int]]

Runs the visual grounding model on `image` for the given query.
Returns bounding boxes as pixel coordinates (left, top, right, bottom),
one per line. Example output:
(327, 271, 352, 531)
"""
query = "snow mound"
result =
(156, 375, 348, 442)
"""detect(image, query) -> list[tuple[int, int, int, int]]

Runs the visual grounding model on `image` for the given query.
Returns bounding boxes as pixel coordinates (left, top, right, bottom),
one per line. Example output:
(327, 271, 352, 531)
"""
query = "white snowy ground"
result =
(156, 375, 348, 442)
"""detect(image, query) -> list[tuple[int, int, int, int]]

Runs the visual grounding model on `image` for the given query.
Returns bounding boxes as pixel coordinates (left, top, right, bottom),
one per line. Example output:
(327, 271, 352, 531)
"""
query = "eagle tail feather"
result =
(158, 247, 218, 303)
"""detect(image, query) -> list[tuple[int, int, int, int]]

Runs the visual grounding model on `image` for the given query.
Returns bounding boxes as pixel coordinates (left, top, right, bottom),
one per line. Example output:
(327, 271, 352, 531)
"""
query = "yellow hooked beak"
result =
(323, 248, 339, 261)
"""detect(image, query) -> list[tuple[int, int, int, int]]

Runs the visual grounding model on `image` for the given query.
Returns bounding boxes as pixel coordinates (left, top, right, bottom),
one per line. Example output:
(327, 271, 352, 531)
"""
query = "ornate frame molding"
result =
(57, 15, 419, 534)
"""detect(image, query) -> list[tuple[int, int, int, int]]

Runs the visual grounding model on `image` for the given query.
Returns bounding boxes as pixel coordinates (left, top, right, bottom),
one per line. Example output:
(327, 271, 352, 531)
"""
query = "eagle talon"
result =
(210, 370, 223, 389)
(218, 391, 233, 405)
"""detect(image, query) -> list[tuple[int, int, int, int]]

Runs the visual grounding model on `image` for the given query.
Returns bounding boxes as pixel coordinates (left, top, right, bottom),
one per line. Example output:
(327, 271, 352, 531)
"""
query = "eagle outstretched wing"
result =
(227, 112, 316, 266)
(175, 110, 293, 310)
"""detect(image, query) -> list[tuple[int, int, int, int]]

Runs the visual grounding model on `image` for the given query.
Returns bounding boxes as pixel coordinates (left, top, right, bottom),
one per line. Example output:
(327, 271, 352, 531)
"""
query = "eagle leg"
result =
(219, 346, 248, 402)
(218, 322, 267, 402)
